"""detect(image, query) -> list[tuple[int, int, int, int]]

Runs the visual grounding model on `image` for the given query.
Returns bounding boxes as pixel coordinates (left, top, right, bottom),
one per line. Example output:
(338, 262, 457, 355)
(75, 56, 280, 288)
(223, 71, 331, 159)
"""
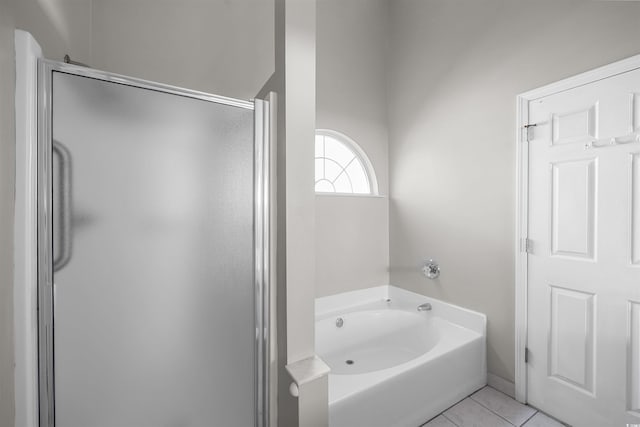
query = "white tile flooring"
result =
(421, 386, 567, 427)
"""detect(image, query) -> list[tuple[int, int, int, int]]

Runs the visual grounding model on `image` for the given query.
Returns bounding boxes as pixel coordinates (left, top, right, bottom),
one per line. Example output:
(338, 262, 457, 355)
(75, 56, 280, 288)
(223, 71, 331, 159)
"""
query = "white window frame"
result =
(315, 128, 379, 196)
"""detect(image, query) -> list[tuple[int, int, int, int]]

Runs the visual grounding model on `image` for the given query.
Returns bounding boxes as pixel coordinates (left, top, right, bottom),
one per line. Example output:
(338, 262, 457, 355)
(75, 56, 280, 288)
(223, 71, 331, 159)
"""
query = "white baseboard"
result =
(487, 373, 516, 399)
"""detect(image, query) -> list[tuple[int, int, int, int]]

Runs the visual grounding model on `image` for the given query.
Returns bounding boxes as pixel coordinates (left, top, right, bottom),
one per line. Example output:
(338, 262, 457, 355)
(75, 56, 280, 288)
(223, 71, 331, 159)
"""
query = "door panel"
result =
(51, 71, 256, 427)
(550, 103, 597, 146)
(548, 285, 595, 394)
(527, 67, 640, 426)
(550, 158, 597, 259)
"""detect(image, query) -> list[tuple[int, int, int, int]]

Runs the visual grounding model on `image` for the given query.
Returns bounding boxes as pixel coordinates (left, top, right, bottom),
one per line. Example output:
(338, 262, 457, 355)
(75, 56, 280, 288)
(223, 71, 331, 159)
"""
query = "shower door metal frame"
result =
(36, 59, 271, 427)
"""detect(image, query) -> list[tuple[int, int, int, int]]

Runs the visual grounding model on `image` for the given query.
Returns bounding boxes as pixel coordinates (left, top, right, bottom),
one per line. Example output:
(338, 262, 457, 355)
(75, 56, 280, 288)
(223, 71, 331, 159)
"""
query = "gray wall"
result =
(90, 0, 274, 99)
(13, 0, 91, 63)
(0, 0, 16, 424)
(388, 0, 640, 382)
(315, 0, 389, 297)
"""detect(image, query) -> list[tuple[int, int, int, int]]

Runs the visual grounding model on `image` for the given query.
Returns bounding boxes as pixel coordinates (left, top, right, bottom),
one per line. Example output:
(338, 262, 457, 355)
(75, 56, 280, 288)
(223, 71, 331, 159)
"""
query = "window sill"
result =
(315, 192, 386, 199)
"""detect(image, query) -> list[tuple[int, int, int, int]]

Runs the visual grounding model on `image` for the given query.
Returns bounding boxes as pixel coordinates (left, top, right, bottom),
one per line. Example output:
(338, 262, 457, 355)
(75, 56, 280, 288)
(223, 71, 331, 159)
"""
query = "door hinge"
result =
(520, 237, 532, 254)
(525, 347, 530, 363)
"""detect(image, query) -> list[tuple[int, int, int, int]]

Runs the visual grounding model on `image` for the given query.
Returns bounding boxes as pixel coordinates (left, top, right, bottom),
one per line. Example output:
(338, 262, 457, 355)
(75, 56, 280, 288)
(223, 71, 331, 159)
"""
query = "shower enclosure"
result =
(36, 60, 271, 427)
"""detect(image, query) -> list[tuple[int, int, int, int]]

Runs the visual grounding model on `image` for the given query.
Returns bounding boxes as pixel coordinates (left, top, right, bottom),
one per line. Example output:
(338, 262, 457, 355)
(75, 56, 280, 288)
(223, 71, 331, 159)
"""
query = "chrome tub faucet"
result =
(417, 303, 432, 312)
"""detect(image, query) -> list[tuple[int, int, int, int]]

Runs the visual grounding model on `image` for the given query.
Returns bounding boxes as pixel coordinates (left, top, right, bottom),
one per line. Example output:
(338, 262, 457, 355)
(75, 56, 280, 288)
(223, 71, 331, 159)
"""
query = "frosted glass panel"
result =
(51, 72, 255, 427)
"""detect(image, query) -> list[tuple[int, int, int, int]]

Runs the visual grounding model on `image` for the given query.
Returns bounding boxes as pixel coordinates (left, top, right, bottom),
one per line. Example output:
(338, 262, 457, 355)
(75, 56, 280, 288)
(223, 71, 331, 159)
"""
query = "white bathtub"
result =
(316, 285, 486, 427)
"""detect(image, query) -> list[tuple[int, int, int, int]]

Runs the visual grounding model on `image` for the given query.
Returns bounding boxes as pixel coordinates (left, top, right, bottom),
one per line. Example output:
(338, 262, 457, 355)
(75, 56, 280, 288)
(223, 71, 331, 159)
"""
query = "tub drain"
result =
(345, 360, 354, 365)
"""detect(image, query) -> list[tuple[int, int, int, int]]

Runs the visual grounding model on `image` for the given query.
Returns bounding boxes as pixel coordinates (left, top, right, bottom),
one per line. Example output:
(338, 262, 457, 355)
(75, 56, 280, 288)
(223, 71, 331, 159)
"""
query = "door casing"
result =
(515, 53, 640, 403)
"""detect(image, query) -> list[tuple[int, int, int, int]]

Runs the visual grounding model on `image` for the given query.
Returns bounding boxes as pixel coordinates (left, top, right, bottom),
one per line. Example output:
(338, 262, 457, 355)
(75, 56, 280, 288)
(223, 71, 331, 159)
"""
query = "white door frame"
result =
(515, 53, 640, 403)
(14, 30, 42, 427)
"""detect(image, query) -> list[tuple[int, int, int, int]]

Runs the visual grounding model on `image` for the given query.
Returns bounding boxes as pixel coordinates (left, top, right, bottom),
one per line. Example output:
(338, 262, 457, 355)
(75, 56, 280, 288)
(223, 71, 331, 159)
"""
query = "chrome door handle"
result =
(53, 140, 72, 271)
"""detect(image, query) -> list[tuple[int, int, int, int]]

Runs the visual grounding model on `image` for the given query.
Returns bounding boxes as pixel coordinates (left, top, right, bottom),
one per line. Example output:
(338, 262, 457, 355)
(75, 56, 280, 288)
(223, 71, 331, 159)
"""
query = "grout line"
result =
(477, 385, 526, 402)
(442, 413, 461, 427)
(422, 386, 490, 426)
(430, 390, 481, 423)
(525, 404, 572, 427)
(424, 385, 539, 427)
(468, 398, 518, 426)
(487, 387, 569, 426)
(423, 385, 570, 427)
(520, 410, 539, 426)
(471, 386, 539, 426)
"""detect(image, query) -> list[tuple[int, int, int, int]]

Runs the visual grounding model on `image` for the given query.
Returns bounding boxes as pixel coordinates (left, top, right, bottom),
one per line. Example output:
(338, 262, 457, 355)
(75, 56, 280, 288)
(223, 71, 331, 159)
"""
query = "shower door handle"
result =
(53, 140, 73, 271)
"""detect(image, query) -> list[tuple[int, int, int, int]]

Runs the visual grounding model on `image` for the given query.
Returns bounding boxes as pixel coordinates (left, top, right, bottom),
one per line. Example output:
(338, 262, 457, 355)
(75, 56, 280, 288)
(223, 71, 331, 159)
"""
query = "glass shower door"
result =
(41, 67, 264, 427)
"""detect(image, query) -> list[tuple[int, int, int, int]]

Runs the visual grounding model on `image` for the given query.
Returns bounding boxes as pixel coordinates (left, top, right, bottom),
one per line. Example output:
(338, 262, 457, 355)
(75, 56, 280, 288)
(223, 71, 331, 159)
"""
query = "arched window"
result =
(316, 129, 378, 195)
(314, 129, 378, 195)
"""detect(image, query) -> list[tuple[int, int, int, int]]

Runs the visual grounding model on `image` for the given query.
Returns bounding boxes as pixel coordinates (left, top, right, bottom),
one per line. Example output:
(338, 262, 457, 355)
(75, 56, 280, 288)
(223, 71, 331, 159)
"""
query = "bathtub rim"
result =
(316, 285, 487, 336)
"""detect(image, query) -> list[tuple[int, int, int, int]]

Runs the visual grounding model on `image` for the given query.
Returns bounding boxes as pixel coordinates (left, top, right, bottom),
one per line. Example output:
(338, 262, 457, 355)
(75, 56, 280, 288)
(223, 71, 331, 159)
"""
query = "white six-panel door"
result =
(527, 67, 640, 426)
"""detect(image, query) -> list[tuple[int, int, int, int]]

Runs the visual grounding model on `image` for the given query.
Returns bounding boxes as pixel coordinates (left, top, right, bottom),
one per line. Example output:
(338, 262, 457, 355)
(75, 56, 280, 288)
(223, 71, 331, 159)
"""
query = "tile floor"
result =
(421, 386, 567, 427)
